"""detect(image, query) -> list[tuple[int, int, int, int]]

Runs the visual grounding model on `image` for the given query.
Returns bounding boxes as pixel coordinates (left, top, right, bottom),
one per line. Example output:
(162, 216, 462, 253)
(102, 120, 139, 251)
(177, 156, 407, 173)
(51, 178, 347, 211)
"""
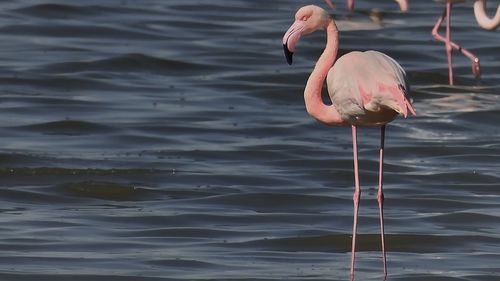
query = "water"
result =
(0, 0, 499, 280)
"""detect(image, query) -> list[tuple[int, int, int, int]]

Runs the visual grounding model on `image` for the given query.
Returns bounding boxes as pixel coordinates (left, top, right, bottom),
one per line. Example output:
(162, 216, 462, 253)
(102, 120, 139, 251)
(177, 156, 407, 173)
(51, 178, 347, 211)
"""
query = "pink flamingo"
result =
(283, 4, 416, 279)
(432, 0, 500, 85)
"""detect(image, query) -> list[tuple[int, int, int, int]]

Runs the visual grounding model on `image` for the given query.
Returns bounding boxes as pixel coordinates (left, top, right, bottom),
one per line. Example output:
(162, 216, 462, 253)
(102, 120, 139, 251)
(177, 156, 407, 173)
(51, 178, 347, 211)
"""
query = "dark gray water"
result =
(1, 0, 500, 280)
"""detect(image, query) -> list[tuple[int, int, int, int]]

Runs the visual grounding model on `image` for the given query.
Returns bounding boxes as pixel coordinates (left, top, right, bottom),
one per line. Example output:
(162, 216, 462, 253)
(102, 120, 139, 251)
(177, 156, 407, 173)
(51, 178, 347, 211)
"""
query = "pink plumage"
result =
(328, 50, 415, 125)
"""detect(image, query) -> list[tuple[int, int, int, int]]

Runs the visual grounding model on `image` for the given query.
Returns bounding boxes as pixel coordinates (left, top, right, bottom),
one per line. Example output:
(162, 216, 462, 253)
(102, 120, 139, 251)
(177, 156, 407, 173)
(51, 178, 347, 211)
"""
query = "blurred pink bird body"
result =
(283, 5, 415, 279)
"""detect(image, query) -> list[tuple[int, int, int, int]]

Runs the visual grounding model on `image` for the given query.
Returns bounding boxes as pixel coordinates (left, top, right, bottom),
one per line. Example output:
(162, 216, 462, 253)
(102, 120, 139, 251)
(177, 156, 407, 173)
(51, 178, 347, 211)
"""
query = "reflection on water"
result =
(0, 0, 499, 280)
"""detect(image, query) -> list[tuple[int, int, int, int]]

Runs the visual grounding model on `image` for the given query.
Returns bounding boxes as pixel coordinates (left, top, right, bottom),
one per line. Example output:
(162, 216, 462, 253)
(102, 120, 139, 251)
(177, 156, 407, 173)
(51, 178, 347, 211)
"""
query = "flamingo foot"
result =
(471, 57, 481, 80)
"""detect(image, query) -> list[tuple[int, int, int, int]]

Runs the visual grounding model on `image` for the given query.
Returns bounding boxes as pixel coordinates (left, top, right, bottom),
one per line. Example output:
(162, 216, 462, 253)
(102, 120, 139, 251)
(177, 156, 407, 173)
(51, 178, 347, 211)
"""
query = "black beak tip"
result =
(283, 44, 293, 65)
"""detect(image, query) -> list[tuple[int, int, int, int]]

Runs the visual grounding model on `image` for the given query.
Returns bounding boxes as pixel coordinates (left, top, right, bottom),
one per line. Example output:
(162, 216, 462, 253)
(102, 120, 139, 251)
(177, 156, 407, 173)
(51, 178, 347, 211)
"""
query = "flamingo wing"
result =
(327, 50, 415, 125)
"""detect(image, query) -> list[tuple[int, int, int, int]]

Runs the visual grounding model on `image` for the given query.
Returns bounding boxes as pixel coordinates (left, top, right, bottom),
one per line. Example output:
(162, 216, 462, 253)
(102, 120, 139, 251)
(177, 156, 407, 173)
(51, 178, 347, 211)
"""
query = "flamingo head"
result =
(283, 5, 331, 65)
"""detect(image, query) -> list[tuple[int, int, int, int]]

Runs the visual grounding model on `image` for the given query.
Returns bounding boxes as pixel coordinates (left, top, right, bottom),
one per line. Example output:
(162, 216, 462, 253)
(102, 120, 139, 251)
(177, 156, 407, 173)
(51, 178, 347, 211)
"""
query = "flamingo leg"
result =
(350, 125, 361, 280)
(445, 2, 454, 85)
(431, 2, 481, 83)
(378, 125, 387, 278)
(347, 0, 354, 12)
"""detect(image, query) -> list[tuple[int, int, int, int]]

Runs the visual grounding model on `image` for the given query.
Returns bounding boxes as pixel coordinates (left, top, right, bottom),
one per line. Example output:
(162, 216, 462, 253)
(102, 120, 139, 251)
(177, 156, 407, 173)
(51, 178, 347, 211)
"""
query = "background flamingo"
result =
(282, 4, 416, 279)
(432, 0, 500, 85)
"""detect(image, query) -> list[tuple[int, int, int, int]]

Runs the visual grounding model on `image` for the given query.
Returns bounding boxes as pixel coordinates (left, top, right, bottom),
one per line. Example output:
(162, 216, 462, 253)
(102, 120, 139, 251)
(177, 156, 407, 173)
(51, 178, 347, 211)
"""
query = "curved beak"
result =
(282, 20, 305, 65)
(283, 44, 293, 65)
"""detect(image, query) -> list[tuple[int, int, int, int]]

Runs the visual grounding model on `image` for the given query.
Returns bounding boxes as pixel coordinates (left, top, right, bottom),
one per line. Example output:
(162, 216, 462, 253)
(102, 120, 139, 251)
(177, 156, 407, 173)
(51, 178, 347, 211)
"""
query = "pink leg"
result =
(350, 125, 361, 280)
(445, 2, 453, 85)
(323, 0, 335, 9)
(347, 0, 354, 12)
(378, 125, 387, 278)
(431, 3, 481, 83)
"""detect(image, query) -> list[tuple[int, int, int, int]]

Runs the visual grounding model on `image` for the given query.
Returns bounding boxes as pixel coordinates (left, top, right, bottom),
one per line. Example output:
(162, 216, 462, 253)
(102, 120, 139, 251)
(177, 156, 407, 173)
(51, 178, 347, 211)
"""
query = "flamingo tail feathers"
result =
(391, 84, 416, 118)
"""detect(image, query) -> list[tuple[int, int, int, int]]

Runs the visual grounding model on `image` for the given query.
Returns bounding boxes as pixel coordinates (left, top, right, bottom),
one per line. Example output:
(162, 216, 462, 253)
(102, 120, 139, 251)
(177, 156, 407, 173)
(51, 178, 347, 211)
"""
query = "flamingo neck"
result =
(304, 20, 344, 126)
(473, 0, 500, 30)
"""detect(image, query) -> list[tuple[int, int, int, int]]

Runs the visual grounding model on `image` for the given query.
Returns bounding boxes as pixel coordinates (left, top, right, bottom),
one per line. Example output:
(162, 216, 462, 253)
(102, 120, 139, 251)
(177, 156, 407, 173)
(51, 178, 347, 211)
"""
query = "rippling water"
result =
(0, 0, 499, 280)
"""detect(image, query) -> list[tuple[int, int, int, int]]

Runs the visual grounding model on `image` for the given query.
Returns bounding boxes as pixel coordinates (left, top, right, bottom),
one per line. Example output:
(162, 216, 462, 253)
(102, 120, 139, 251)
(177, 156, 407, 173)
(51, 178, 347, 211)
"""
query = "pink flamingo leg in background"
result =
(432, 2, 481, 85)
(323, 0, 335, 9)
(378, 125, 387, 277)
(445, 2, 453, 85)
(350, 125, 361, 279)
(347, 0, 354, 11)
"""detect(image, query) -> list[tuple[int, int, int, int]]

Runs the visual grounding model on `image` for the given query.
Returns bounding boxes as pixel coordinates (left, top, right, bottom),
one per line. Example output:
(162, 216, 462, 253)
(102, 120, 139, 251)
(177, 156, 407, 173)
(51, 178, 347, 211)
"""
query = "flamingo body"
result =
(328, 50, 414, 126)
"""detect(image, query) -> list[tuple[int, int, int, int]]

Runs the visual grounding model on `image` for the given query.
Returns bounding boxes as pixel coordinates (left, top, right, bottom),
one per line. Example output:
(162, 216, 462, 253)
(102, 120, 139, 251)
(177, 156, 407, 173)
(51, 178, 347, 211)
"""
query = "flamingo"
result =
(432, 0, 500, 85)
(282, 5, 416, 279)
